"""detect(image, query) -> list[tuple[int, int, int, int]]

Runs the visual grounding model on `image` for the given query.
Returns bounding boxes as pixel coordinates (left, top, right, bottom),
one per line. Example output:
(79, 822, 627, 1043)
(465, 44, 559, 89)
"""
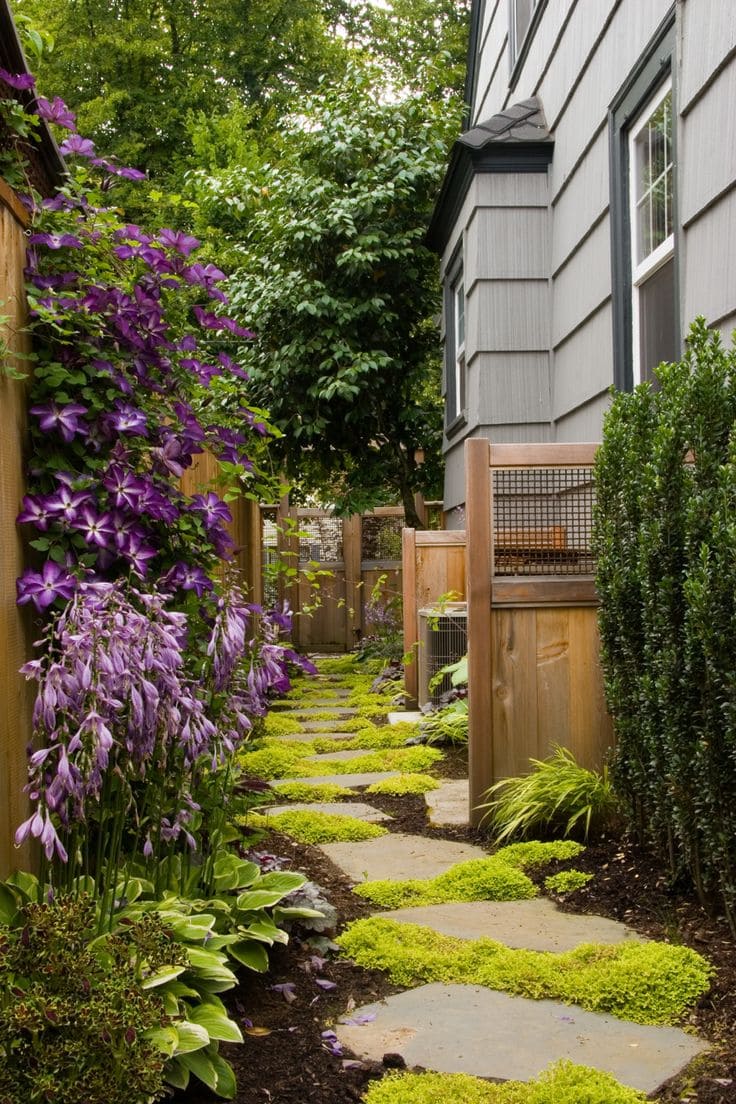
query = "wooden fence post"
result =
(465, 438, 493, 827)
(244, 498, 263, 605)
(343, 514, 362, 650)
(402, 527, 418, 706)
(277, 496, 300, 637)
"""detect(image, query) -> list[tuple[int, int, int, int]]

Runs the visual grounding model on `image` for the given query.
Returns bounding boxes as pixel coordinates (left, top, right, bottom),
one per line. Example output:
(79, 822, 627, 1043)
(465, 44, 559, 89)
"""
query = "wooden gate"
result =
(262, 503, 409, 652)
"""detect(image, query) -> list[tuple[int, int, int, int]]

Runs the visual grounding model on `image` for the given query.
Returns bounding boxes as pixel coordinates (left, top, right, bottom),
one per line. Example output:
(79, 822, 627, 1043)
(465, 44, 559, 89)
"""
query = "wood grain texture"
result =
(465, 438, 493, 825)
(402, 528, 418, 706)
(489, 442, 599, 467)
(0, 204, 35, 876)
(342, 515, 362, 648)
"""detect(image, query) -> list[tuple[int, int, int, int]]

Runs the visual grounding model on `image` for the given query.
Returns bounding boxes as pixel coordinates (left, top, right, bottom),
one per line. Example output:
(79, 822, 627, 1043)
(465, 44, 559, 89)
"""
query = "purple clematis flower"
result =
(104, 402, 148, 436)
(102, 464, 149, 509)
(44, 484, 93, 525)
(193, 305, 254, 338)
(16, 561, 76, 610)
(76, 507, 115, 549)
(122, 533, 157, 576)
(28, 231, 85, 250)
(163, 562, 213, 597)
(59, 133, 96, 158)
(157, 229, 200, 256)
(0, 69, 35, 90)
(29, 401, 88, 442)
(34, 96, 76, 129)
(190, 492, 232, 529)
(17, 494, 54, 530)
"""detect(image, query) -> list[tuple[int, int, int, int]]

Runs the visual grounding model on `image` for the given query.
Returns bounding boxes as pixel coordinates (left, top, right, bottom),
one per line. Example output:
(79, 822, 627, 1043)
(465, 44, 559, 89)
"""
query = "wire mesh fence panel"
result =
(361, 514, 404, 561)
(297, 515, 343, 564)
(491, 467, 596, 576)
(261, 506, 280, 607)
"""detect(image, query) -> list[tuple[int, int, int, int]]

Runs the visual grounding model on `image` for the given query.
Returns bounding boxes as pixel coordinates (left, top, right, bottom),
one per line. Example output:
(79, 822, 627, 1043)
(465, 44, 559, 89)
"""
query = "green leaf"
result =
(235, 889, 293, 910)
(164, 1057, 190, 1090)
(228, 939, 269, 972)
(146, 1025, 180, 1057)
(188, 1003, 243, 1043)
(0, 884, 19, 925)
(256, 871, 306, 894)
(210, 1050, 237, 1099)
(141, 964, 187, 989)
(173, 1020, 210, 1054)
(239, 918, 289, 945)
(178, 1049, 219, 1092)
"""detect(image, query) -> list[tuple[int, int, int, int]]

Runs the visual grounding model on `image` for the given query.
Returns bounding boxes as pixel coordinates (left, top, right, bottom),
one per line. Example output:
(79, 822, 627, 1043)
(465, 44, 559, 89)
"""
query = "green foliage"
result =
(362, 1061, 646, 1104)
(544, 870, 594, 895)
(365, 773, 440, 796)
(480, 747, 618, 843)
(236, 744, 310, 780)
(270, 780, 352, 802)
(354, 841, 584, 908)
(0, 897, 170, 1104)
(313, 724, 418, 753)
(336, 918, 712, 1024)
(237, 742, 440, 780)
(594, 320, 736, 925)
(246, 809, 388, 844)
(262, 713, 303, 739)
(194, 68, 458, 517)
(420, 699, 468, 746)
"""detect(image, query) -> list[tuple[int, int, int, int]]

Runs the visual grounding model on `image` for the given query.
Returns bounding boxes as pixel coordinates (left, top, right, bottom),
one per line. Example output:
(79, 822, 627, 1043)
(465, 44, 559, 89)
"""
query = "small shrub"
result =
(271, 781, 352, 802)
(312, 724, 418, 753)
(420, 700, 468, 746)
(366, 774, 440, 796)
(480, 746, 618, 842)
(336, 918, 712, 1024)
(354, 841, 583, 908)
(245, 809, 388, 844)
(0, 897, 172, 1104)
(544, 870, 593, 895)
(263, 713, 302, 739)
(297, 747, 441, 777)
(362, 1061, 646, 1103)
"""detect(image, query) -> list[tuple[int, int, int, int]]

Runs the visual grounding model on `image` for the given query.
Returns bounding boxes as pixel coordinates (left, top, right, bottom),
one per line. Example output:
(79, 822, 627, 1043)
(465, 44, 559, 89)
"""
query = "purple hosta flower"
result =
(157, 229, 200, 256)
(16, 561, 76, 610)
(0, 68, 35, 90)
(341, 1012, 377, 1026)
(76, 506, 115, 549)
(59, 133, 96, 158)
(314, 978, 337, 991)
(190, 492, 232, 531)
(103, 402, 149, 437)
(29, 401, 88, 442)
(320, 1031, 343, 1057)
(15, 810, 67, 862)
(193, 305, 254, 338)
(34, 95, 76, 129)
(164, 562, 213, 598)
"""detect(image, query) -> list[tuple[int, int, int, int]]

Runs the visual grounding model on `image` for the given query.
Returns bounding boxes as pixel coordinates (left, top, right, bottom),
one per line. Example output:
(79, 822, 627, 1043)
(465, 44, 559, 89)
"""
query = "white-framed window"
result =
(444, 255, 466, 433)
(510, 0, 542, 67)
(628, 78, 676, 384)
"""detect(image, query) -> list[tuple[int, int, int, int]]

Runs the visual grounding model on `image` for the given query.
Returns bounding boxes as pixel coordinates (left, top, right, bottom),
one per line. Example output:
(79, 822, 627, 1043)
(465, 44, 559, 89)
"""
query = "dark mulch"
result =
(178, 751, 736, 1104)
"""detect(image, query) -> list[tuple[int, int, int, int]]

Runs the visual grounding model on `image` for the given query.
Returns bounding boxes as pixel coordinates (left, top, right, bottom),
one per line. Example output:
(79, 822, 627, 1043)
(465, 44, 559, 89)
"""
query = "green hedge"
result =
(594, 319, 736, 926)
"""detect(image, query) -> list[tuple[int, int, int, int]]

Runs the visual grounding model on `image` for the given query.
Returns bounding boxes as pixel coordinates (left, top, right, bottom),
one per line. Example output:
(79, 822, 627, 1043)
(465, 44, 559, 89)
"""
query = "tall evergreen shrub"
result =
(594, 319, 736, 928)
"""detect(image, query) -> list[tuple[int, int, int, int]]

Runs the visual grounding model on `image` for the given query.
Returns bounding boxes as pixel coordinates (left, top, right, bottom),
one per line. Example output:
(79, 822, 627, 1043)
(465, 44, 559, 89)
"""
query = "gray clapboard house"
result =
(429, 0, 736, 518)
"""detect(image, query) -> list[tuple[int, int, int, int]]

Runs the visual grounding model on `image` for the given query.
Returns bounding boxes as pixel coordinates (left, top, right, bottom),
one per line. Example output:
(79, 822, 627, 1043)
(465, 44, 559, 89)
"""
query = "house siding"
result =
(438, 0, 736, 511)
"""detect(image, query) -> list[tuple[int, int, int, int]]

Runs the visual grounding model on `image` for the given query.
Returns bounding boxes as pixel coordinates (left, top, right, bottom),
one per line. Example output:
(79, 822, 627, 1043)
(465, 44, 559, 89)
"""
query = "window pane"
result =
(638, 256, 676, 381)
(455, 282, 465, 348)
(514, 0, 534, 50)
(634, 90, 673, 263)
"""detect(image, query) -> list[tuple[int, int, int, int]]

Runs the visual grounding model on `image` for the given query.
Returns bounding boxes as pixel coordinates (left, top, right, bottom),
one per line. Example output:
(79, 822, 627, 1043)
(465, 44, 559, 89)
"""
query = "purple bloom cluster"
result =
(16, 580, 302, 863)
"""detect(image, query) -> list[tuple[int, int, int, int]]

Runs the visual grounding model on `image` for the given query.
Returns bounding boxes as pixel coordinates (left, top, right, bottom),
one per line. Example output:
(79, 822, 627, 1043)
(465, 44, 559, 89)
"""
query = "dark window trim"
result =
(463, 0, 488, 132)
(509, 0, 549, 90)
(609, 8, 678, 391)
(444, 247, 467, 437)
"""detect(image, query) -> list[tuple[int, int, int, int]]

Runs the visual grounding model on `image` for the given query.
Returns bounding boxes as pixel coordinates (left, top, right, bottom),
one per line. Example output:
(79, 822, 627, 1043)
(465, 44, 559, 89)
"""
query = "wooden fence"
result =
(0, 180, 36, 877)
(465, 439, 613, 826)
(402, 528, 466, 706)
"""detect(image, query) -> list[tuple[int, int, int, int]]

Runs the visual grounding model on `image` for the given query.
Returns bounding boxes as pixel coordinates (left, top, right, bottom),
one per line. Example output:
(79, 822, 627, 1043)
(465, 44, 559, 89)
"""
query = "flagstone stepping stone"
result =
(304, 749, 371, 764)
(425, 779, 469, 826)
(262, 801, 391, 823)
(335, 983, 708, 1094)
(319, 833, 487, 883)
(281, 771, 401, 790)
(377, 898, 644, 953)
(273, 732, 355, 744)
(297, 720, 359, 732)
(291, 706, 358, 716)
(388, 711, 423, 725)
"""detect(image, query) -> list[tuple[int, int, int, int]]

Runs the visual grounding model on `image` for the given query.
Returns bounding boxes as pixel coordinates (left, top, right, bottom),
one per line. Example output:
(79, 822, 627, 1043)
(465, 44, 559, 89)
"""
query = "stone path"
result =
(264, 665, 710, 1097)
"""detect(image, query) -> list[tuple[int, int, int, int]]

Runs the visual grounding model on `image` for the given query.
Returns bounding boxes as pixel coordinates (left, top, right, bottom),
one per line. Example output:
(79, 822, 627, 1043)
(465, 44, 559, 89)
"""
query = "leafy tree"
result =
(10, 0, 354, 183)
(194, 71, 460, 524)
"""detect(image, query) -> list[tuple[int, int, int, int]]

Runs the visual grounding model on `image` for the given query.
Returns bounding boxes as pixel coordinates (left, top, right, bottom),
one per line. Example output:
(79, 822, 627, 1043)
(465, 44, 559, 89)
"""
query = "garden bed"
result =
(177, 816, 736, 1104)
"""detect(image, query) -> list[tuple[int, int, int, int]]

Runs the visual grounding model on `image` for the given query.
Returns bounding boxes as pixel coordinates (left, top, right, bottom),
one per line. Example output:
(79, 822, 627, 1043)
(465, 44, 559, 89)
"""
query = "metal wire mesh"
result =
(361, 515, 404, 561)
(298, 516, 343, 564)
(492, 467, 596, 576)
(418, 608, 468, 706)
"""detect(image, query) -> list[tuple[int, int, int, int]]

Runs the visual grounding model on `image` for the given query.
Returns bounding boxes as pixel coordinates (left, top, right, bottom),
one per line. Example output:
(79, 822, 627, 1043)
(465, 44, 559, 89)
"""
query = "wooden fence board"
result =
(0, 202, 35, 876)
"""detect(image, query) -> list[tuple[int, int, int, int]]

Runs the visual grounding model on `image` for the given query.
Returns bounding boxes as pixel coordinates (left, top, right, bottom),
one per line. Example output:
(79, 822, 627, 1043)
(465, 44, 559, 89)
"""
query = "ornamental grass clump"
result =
(336, 918, 712, 1024)
(480, 746, 618, 842)
(246, 809, 388, 844)
(362, 1061, 647, 1104)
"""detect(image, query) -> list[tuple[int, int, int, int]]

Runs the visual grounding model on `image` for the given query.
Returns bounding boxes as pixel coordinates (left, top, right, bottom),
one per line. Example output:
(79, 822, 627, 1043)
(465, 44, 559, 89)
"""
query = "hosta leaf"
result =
(188, 1003, 243, 1043)
(255, 871, 306, 894)
(228, 939, 269, 972)
(164, 1057, 190, 1090)
(178, 1049, 218, 1092)
(173, 1020, 210, 1054)
(210, 1050, 237, 1099)
(146, 1025, 179, 1057)
(141, 964, 187, 989)
(236, 889, 291, 910)
(273, 905, 326, 921)
(240, 919, 289, 945)
(0, 884, 19, 925)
